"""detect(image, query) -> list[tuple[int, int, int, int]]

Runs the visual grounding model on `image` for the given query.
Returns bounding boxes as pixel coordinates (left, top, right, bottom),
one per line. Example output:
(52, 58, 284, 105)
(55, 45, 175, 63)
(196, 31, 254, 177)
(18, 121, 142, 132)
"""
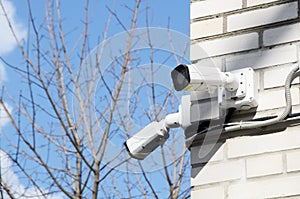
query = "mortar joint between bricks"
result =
(191, 0, 296, 23)
(242, 0, 247, 8)
(258, 30, 264, 48)
(223, 15, 228, 34)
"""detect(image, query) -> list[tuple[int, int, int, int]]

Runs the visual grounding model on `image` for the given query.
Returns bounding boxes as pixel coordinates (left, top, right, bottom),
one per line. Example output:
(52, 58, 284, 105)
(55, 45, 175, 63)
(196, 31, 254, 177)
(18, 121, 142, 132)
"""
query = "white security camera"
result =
(124, 114, 180, 160)
(124, 93, 214, 160)
(171, 64, 239, 92)
(171, 64, 258, 110)
(124, 92, 221, 160)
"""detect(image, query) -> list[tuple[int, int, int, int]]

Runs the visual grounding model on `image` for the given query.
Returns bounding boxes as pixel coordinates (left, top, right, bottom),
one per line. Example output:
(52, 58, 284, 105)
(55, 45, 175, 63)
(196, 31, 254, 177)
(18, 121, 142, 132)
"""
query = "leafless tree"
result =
(0, 0, 190, 198)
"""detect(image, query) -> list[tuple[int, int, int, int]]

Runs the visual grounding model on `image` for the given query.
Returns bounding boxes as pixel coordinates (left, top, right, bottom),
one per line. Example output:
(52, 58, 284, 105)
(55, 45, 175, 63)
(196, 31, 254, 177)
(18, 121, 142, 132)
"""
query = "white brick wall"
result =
(247, 0, 279, 7)
(191, 0, 242, 19)
(193, 57, 223, 70)
(227, 126, 300, 158)
(225, 44, 298, 71)
(190, 0, 300, 198)
(191, 142, 225, 165)
(264, 22, 300, 46)
(191, 159, 243, 186)
(191, 33, 259, 60)
(246, 153, 283, 178)
(263, 64, 300, 89)
(287, 150, 300, 172)
(190, 126, 300, 198)
(257, 86, 300, 111)
(191, 186, 225, 199)
(228, 175, 300, 199)
(190, 17, 223, 39)
(228, 2, 298, 32)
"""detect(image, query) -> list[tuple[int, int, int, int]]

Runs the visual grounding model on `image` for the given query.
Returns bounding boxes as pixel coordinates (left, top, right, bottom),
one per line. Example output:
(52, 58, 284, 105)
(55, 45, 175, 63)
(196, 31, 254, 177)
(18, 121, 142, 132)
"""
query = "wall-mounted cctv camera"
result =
(171, 64, 258, 110)
(171, 64, 239, 92)
(124, 93, 221, 160)
(125, 64, 258, 160)
(124, 114, 180, 160)
(124, 120, 169, 160)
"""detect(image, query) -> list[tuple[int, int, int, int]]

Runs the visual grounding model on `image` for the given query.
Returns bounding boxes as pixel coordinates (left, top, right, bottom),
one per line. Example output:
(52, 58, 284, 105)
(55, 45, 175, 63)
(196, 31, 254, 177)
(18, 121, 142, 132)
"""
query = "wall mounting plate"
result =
(219, 67, 258, 111)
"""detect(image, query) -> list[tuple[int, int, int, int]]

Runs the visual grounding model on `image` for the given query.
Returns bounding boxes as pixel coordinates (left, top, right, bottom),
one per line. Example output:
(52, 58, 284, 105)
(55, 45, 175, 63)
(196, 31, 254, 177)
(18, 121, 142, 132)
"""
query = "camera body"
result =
(171, 64, 239, 92)
(124, 120, 169, 160)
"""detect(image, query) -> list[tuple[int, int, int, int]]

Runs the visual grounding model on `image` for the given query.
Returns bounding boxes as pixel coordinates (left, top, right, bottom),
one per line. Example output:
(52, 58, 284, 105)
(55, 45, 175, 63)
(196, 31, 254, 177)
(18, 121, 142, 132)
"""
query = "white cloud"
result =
(0, 62, 6, 82)
(0, 150, 63, 199)
(0, 0, 27, 129)
(0, 0, 27, 85)
(0, 102, 11, 130)
(0, 0, 27, 55)
(0, 3, 55, 198)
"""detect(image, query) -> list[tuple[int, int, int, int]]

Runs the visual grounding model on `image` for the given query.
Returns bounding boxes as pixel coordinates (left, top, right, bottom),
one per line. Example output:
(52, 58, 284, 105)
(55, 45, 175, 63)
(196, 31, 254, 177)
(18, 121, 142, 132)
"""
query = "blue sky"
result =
(11, 0, 190, 43)
(2, 0, 190, 105)
(0, 0, 190, 198)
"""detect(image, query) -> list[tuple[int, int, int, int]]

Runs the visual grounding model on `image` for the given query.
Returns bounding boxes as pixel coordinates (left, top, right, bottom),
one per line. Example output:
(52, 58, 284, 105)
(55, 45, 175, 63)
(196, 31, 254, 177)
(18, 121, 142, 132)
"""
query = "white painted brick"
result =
(228, 175, 300, 199)
(248, 0, 279, 7)
(228, 2, 298, 32)
(227, 126, 300, 158)
(263, 64, 300, 89)
(264, 23, 300, 46)
(274, 196, 300, 199)
(191, 142, 225, 165)
(287, 150, 300, 172)
(226, 44, 298, 71)
(246, 153, 283, 178)
(191, 17, 223, 39)
(194, 57, 223, 70)
(191, 160, 242, 186)
(257, 87, 300, 111)
(256, 70, 261, 91)
(191, 33, 258, 60)
(191, 186, 225, 199)
(191, 0, 242, 19)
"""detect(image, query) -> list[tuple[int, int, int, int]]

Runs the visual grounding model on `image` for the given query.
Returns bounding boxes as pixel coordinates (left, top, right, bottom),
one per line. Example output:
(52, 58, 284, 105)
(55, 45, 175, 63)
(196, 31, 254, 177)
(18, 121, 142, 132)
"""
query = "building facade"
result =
(190, 0, 300, 198)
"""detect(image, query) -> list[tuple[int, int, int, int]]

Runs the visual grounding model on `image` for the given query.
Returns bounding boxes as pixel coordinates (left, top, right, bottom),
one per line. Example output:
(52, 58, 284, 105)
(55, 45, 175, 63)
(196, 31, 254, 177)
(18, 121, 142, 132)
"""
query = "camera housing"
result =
(124, 120, 169, 160)
(171, 64, 240, 92)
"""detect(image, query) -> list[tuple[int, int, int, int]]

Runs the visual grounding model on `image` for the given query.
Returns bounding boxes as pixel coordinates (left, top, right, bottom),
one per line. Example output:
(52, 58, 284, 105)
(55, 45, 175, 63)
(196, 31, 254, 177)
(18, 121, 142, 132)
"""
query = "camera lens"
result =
(171, 64, 190, 91)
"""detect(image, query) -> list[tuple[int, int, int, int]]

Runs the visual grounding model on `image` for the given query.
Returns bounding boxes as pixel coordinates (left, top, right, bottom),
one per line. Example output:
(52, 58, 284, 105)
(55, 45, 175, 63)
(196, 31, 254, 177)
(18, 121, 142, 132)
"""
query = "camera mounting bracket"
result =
(218, 67, 258, 111)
